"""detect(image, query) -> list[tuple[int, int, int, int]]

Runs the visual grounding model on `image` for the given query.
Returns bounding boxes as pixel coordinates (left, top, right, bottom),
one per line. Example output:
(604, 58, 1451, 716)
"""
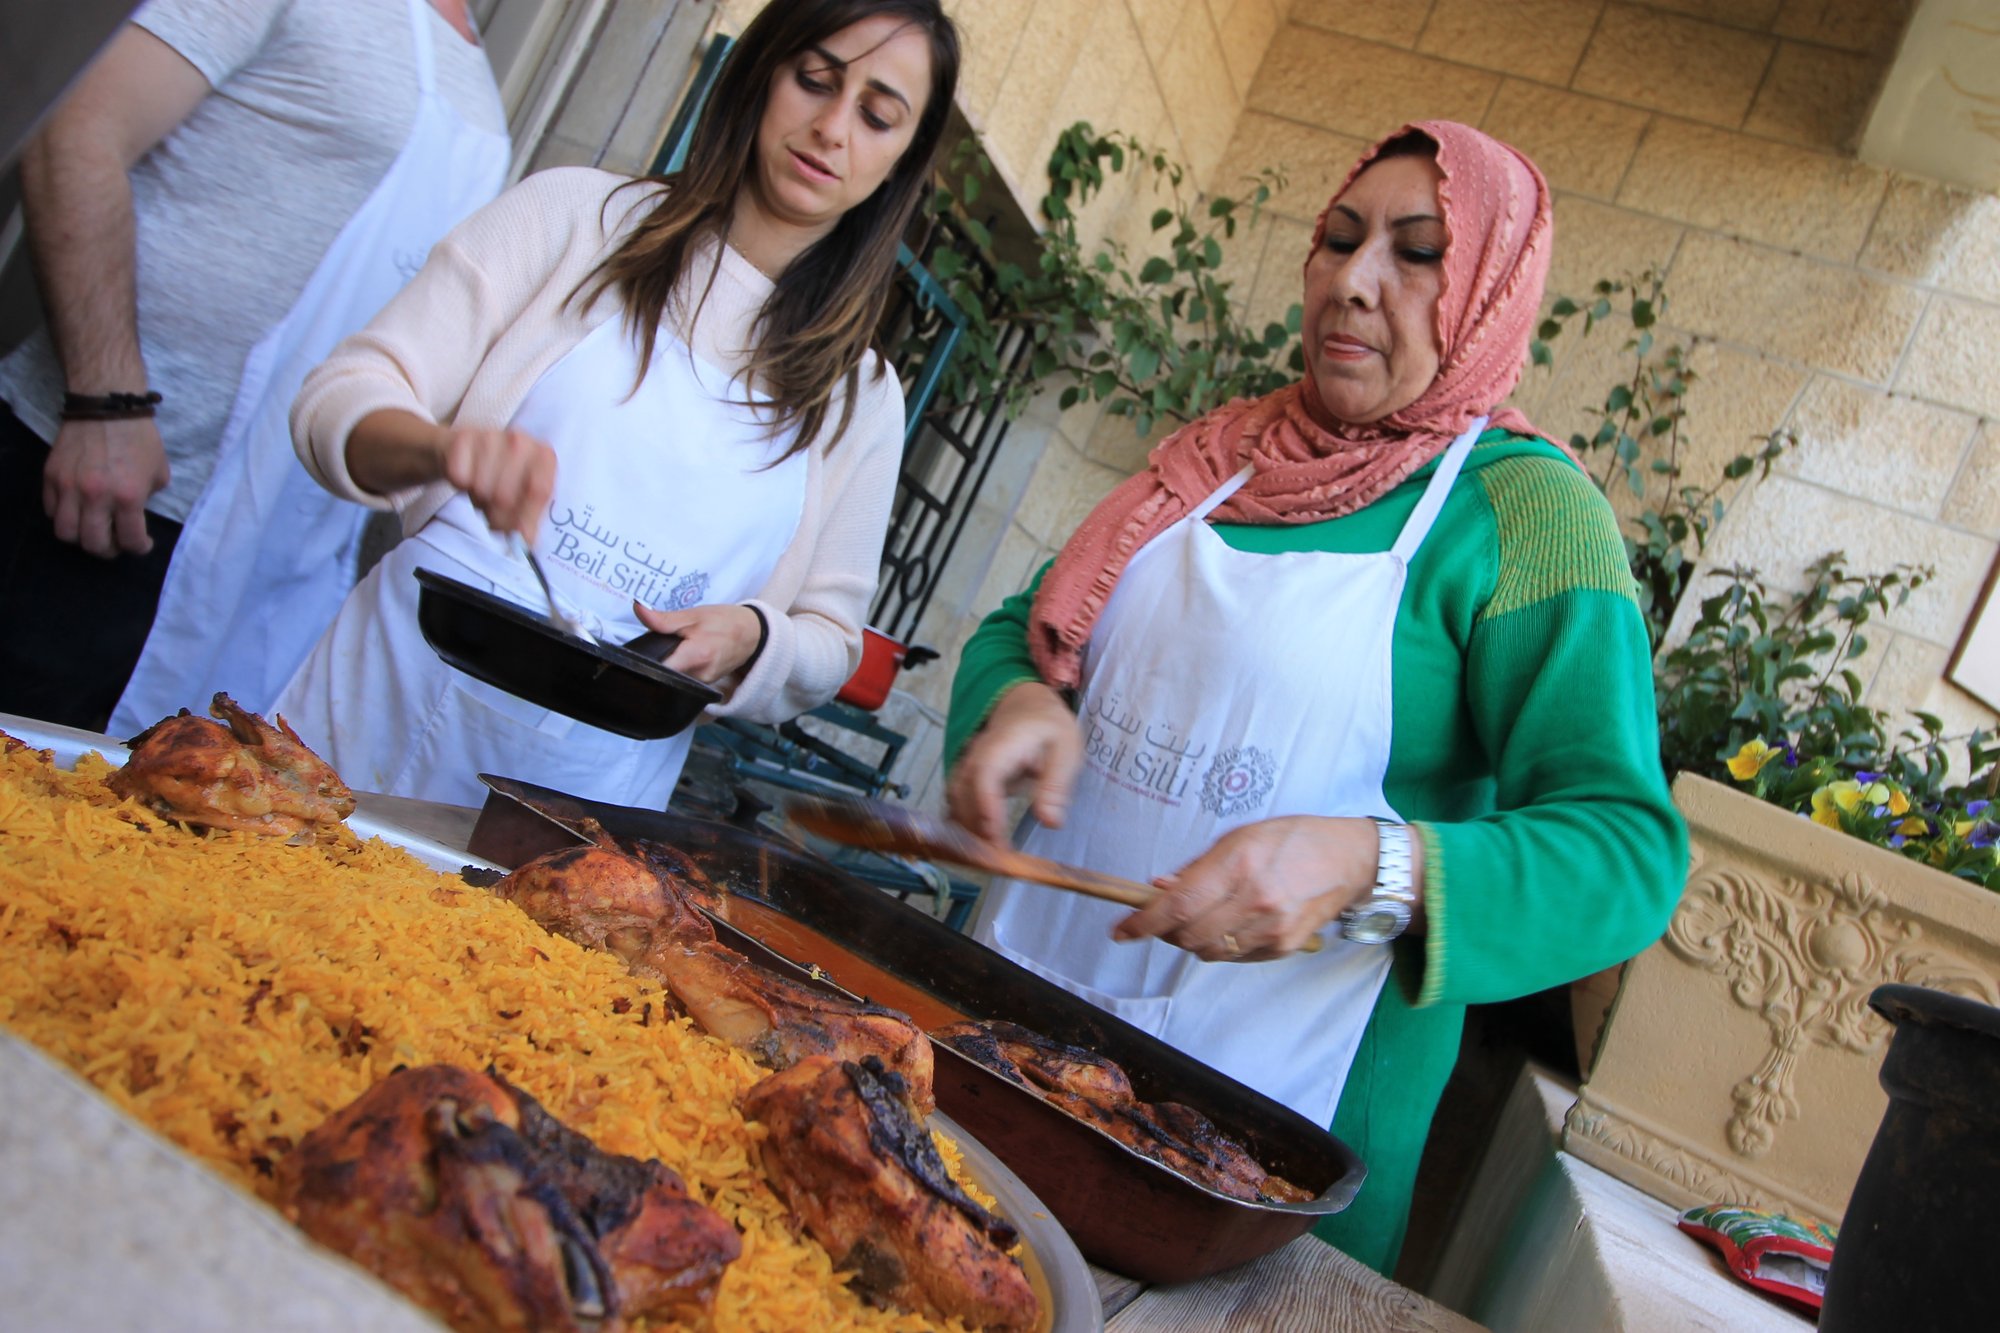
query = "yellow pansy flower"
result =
(1896, 816, 1930, 837)
(1727, 740, 1781, 782)
(1811, 781, 1861, 828)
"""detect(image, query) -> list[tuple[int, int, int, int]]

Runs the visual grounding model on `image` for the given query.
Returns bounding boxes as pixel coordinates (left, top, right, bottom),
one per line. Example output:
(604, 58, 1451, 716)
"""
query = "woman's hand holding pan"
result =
(633, 602, 764, 685)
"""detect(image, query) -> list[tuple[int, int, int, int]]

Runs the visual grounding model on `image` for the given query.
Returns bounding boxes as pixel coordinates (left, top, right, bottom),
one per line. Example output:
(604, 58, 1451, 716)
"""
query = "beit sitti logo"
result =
(1200, 745, 1277, 818)
(546, 503, 711, 611)
(1081, 691, 1213, 808)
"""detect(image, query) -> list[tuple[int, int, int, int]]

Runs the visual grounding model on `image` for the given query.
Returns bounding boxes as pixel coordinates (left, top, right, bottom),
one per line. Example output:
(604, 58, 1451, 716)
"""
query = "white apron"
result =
(973, 420, 1484, 1127)
(111, 0, 509, 736)
(272, 318, 809, 809)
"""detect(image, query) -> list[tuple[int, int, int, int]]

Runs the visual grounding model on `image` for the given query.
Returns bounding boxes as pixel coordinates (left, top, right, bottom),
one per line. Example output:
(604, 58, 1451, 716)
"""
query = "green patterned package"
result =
(1678, 1204, 1839, 1310)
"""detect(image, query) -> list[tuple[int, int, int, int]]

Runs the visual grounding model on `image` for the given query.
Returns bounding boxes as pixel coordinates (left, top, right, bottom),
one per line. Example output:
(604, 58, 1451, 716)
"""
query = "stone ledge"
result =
(0, 1032, 442, 1332)
(1430, 1064, 1814, 1332)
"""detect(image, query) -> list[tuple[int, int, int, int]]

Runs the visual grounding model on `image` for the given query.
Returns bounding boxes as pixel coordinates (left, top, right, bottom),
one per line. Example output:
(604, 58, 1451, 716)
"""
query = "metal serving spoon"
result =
(511, 533, 594, 645)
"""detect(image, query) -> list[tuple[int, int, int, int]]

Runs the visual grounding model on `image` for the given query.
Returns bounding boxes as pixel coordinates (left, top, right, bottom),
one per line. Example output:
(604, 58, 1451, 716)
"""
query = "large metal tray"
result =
(0, 714, 1098, 1333)
(469, 774, 1368, 1284)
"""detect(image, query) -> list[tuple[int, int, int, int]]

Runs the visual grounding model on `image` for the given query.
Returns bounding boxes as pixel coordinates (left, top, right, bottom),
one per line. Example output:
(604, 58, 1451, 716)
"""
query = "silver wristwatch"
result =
(1339, 818, 1416, 945)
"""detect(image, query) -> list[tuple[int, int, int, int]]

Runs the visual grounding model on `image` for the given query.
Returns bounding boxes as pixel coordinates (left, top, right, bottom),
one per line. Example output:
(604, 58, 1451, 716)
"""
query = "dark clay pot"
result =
(1819, 983, 2000, 1332)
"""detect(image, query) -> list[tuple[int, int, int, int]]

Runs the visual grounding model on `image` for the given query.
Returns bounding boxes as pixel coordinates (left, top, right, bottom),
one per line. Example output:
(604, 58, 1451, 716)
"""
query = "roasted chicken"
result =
(614, 829, 730, 921)
(108, 693, 354, 838)
(489, 844, 706, 964)
(277, 1065, 740, 1333)
(935, 1020, 1314, 1205)
(493, 844, 934, 1112)
(742, 1055, 1039, 1332)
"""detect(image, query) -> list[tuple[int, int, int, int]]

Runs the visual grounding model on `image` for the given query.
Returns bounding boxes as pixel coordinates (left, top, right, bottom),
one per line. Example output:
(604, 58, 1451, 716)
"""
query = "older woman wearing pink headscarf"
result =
(943, 121, 1687, 1270)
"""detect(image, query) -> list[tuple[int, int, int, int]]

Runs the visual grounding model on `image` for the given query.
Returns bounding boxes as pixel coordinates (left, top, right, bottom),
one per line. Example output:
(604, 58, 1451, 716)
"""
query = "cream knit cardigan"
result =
(291, 167, 904, 726)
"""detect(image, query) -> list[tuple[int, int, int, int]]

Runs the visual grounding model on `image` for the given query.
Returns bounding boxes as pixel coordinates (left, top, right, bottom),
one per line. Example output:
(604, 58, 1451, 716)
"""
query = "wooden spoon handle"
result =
(993, 847, 1325, 954)
(993, 847, 1158, 907)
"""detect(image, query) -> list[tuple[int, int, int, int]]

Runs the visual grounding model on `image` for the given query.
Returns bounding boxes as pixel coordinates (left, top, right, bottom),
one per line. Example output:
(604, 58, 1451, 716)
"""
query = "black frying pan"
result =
(413, 567, 721, 740)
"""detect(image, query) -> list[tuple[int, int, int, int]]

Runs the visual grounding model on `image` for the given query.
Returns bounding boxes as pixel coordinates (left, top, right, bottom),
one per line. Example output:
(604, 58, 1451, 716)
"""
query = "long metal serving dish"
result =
(470, 774, 1367, 1283)
(0, 716, 1097, 1332)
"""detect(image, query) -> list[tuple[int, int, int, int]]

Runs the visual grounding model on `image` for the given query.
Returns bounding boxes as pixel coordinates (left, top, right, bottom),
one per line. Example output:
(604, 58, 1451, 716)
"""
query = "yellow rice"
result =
(0, 743, 980, 1332)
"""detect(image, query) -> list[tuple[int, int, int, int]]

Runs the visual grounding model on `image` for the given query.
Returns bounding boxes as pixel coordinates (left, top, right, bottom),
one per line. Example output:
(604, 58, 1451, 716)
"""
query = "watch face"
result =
(1342, 901, 1411, 945)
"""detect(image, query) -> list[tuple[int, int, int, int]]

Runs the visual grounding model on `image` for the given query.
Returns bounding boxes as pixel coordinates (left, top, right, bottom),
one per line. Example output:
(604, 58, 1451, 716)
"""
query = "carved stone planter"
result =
(1562, 772, 2000, 1226)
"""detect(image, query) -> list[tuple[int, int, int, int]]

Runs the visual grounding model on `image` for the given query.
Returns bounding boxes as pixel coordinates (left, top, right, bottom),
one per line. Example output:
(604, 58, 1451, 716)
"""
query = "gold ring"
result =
(1221, 932, 1242, 956)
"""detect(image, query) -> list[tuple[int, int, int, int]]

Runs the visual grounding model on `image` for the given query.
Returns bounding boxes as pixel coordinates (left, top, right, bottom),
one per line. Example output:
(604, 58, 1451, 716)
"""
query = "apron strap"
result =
(407, 0, 438, 89)
(1390, 416, 1485, 562)
(1189, 465, 1255, 523)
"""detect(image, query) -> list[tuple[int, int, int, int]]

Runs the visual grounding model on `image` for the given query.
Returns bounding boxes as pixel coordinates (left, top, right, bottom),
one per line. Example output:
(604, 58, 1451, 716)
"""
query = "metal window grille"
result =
(871, 222, 1032, 644)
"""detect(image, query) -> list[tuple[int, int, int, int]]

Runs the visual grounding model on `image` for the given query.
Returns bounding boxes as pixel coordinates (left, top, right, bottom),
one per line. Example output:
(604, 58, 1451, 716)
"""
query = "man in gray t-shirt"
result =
(0, 0, 504, 730)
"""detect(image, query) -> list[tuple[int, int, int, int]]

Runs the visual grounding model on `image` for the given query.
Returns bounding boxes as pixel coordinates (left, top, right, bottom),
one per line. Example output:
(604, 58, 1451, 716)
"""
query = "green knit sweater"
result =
(944, 429, 1687, 1273)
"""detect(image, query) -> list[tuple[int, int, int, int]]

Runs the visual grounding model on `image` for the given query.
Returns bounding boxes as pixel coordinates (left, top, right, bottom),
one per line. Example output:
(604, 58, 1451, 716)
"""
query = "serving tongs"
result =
(782, 792, 1322, 953)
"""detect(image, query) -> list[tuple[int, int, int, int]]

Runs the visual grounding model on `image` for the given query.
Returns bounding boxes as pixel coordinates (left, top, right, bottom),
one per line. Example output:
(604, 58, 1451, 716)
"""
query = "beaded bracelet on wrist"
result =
(61, 390, 163, 421)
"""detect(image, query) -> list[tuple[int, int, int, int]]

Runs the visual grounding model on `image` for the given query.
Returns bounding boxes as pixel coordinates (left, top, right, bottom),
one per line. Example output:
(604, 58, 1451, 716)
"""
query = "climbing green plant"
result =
(1532, 273, 1997, 889)
(1529, 271, 1789, 649)
(925, 122, 1302, 438)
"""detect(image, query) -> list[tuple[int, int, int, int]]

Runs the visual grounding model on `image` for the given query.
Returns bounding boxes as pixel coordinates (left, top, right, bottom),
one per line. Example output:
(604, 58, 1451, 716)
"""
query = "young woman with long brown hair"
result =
(272, 0, 960, 807)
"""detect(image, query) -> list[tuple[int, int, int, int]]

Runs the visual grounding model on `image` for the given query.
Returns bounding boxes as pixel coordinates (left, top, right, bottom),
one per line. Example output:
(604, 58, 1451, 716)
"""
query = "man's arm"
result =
(19, 25, 210, 557)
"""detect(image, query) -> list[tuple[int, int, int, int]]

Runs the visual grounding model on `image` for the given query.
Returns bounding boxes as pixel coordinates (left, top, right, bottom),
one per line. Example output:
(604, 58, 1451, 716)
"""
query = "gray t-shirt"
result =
(0, 0, 505, 522)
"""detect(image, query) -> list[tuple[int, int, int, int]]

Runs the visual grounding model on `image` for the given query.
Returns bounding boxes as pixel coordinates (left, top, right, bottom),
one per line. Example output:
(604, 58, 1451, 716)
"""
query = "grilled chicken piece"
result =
(278, 1065, 739, 1333)
(951, 1020, 1135, 1104)
(614, 831, 730, 922)
(936, 1020, 1313, 1205)
(493, 845, 934, 1113)
(107, 693, 354, 838)
(632, 929, 935, 1112)
(491, 843, 710, 965)
(1152, 1100, 1312, 1202)
(743, 1056, 1038, 1332)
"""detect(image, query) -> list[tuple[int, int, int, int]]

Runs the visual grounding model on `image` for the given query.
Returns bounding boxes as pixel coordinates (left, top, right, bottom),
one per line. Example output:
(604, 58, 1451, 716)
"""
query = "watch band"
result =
(1339, 818, 1417, 945)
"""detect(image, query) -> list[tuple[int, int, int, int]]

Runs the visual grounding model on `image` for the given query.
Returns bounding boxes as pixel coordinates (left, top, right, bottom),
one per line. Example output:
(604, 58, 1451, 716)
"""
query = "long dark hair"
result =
(579, 0, 960, 458)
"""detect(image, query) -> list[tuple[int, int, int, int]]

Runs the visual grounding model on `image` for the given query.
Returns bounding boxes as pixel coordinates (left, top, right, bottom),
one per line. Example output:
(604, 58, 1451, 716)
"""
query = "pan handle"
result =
(622, 631, 683, 663)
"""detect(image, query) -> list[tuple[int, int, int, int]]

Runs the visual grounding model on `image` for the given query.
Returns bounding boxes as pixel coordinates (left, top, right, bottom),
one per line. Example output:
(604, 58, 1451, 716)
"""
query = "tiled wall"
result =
(943, 0, 1290, 251)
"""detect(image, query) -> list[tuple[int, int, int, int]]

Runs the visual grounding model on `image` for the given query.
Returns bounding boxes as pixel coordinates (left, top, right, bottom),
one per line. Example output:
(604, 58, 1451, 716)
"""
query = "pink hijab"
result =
(1027, 120, 1557, 689)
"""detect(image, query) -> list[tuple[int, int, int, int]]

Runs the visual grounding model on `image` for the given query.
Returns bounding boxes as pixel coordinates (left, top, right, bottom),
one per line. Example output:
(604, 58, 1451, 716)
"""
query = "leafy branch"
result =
(1536, 277, 1997, 889)
(924, 122, 1302, 438)
(1531, 271, 1790, 648)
